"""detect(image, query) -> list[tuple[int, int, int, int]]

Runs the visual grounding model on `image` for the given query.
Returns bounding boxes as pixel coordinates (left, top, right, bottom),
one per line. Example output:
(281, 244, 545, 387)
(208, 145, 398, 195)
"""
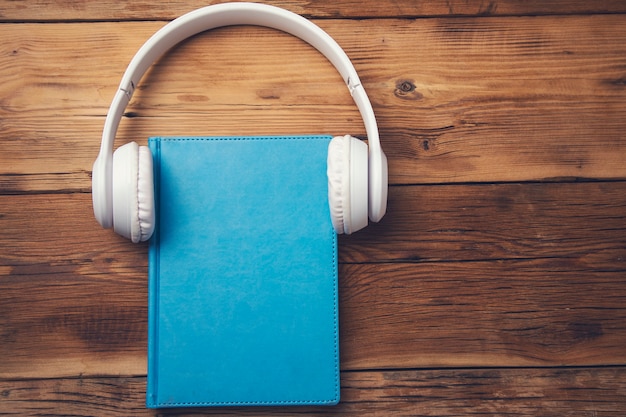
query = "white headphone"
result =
(92, 2, 388, 242)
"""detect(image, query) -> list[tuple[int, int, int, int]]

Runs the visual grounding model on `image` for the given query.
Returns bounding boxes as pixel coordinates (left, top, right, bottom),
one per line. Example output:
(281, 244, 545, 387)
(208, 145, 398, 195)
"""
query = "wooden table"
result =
(2, 1, 626, 415)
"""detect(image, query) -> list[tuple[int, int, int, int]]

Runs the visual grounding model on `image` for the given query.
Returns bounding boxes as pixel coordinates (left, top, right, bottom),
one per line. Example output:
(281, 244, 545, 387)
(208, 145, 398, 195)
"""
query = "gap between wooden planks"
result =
(2, 367, 626, 416)
(2, 0, 626, 20)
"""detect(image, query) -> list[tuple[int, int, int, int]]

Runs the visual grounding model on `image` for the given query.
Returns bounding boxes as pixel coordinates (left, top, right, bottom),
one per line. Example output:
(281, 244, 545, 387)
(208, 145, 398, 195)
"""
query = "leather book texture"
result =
(146, 136, 339, 408)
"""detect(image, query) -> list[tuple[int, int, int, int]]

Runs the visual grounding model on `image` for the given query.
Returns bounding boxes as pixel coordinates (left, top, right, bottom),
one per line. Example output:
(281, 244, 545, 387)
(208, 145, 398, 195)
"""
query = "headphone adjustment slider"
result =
(119, 80, 136, 100)
(347, 77, 362, 96)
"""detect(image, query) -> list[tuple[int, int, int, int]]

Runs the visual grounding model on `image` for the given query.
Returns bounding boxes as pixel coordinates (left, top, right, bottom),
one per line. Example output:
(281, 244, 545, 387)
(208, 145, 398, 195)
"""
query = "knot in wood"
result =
(399, 80, 415, 93)
(394, 79, 422, 100)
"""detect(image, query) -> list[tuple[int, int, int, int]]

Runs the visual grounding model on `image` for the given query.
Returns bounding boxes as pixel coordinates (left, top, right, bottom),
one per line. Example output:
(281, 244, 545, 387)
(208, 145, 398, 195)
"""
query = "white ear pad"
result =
(112, 142, 155, 243)
(327, 138, 347, 234)
(327, 135, 368, 234)
(136, 146, 155, 241)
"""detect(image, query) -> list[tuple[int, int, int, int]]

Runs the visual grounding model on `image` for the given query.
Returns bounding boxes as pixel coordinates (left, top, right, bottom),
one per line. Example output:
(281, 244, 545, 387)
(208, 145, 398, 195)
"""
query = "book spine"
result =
(146, 138, 161, 408)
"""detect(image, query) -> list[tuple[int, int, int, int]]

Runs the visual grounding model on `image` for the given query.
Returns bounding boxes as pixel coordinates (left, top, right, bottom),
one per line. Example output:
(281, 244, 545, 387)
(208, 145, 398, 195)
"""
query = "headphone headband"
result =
(94, 2, 387, 229)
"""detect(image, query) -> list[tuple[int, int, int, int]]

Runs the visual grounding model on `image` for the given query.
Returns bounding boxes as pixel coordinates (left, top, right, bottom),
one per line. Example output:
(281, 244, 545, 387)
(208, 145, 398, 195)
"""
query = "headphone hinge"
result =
(119, 80, 136, 100)
(347, 77, 362, 96)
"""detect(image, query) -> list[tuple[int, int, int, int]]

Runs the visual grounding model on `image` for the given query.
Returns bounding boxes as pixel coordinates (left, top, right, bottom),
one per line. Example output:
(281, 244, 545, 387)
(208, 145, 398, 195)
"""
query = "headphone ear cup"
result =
(327, 135, 369, 234)
(112, 142, 155, 243)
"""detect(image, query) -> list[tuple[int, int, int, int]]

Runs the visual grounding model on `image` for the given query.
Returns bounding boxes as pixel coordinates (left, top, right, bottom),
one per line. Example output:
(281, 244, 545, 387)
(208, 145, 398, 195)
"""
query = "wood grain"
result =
(1, 183, 624, 377)
(2, 367, 626, 416)
(340, 260, 626, 369)
(2, 183, 624, 265)
(341, 182, 626, 263)
(2, 15, 626, 193)
(4, 254, 624, 377)
(2, 0, 626, 21)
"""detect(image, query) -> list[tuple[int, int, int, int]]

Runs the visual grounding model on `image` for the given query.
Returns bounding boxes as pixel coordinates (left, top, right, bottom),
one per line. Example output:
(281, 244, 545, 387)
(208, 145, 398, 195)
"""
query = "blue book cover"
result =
(147, 136, 339, 408)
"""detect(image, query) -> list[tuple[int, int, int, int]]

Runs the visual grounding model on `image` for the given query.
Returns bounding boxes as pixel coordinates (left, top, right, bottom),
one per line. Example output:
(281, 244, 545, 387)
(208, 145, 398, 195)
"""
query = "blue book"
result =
(147, 136, 339, 408)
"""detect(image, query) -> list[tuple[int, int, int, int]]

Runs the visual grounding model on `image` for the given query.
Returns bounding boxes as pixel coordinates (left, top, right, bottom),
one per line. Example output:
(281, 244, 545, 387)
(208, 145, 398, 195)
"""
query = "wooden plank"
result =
(2, 367, 626, 416)
(340, 260, 626, 370)
(0, 196, 149, 378)
(1, 183, 624, 377)
(2, 182, 623, 265)
(2, 0, 626, 21)
(341, 182, 626, 263)
(2, 15, 626, 193)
